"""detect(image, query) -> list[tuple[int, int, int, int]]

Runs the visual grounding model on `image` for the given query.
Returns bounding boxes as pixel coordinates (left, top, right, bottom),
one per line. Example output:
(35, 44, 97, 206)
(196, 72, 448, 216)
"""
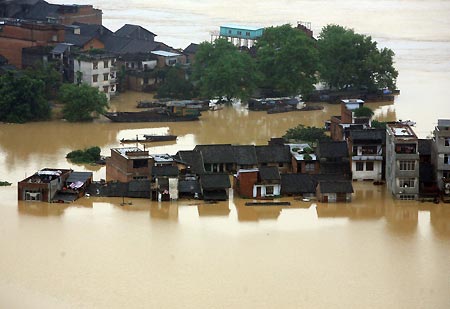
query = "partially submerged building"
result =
(432, 119, 450, 202)
(106, 147, 154, 182)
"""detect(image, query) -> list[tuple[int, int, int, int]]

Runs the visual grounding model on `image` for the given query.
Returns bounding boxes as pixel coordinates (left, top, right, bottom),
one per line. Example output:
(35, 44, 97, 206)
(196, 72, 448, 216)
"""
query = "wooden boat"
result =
(120, 135, 177, 144)
(104, 109, 200, 122)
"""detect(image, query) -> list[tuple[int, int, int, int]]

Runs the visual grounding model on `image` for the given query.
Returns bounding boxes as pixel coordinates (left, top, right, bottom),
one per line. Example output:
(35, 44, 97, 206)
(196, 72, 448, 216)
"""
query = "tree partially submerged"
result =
(59, 84, 108, 122)
(283, 124, 330, 143)
(192, 38, 259, 101)
(353, 106, 374, 118)
(256, 24, 318, 96)
(66, 146, 101, 164)
(0, 72, 51, 123)
(157, 66, 196, 99)
(317, 24, 398, 92)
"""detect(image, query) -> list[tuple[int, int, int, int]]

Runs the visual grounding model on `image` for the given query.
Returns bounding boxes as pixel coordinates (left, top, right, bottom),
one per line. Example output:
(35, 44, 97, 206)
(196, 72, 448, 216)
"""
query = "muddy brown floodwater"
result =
(1, 0, 450, 308)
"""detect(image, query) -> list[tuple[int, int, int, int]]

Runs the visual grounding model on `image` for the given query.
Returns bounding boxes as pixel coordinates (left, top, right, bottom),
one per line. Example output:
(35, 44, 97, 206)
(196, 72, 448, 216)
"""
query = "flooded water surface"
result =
(1, 0, 450, 308)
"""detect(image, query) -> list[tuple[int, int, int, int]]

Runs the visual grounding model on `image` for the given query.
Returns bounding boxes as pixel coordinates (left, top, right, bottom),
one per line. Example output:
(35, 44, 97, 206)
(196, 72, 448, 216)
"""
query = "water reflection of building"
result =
(385, 203, 418, 231)
(235, 205, 281, 221)
(316, 204, 351, 218)
(150, 203, 178, 221)
(18, 202, 67, 216)
(430, 206, 450, 236)
(197, 203, 230, 217)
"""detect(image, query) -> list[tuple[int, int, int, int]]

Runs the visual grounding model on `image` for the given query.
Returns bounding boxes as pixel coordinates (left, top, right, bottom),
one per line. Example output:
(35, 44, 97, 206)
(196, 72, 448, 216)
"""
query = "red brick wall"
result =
(59, 6, 102, 25)
(236, 171, 258, 198)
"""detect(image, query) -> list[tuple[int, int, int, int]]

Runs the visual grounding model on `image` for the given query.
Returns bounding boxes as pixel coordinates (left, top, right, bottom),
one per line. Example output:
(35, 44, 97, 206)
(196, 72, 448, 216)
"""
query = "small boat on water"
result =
(120, 134, 177, 144)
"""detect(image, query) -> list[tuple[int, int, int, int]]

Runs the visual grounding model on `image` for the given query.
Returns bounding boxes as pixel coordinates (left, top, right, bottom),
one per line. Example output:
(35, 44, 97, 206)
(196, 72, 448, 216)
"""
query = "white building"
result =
(73, 53, 117, 100)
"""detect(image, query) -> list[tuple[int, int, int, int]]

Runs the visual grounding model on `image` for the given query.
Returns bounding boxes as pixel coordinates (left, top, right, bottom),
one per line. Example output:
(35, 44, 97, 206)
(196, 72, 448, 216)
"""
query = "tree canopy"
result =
(24, 63, 61, 99)
(283, 124, 330, 143)
(353, 106, 374, 118)
(0, 72, 51, 123)
(66, 146, 101, 164)
(157, 66, 196, 99)
(192, 38, 260, 101)
(59, 83, 108, 122)
(317, 24, 398, 91)
(255, 24, 318, 96)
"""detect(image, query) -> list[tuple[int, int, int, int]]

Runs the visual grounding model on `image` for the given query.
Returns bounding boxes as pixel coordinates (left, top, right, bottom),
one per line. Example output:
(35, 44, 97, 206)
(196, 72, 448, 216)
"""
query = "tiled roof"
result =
(115, 24, 156, 40)
(184, 43, 199, 54)
(194, 144, 235, 164)
(176, 150, 205, 175)
(72, 22, 113, 38)
(255, 145, 291, 163)
(280, 174, 316, 194)
(200, 173, 231, 190)
(178, 180, 201, 194)
(151, 166, 179, 177)
(317, 141, 349, 158)
(318, 181, 354, 193)
(349, 129, 385, 143)
(232, 145, 257, 165)
(66, 171, 92, 184)
(259, 166, 280, 181)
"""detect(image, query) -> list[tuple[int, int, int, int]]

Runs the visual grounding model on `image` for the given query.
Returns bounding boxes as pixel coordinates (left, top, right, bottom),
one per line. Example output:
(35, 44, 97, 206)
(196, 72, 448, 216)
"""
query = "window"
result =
(305, 163, 315, 172)
(103, 86, 109, 93)
(399, 178, 415, 188)
(399, 194, 416, 200)
(445, 138, 450, 147)
(399, 160, 416, 171)
(443, 171, 450, 179)
(361, 146, 378, 155)
(93, 74, 98, 83)
(133, 159, 148, 169)
(93, 61, 98, 70)
(266, 186, 274, 195)
(445, 154, 449, 165)
(366, 162, 374, 171)
(279, 163, 284, 168)
(246, 31, 250, 36)
(103, 60, 109, 68)
(237, 31, 242, 35)
(356, 162, 364, 171)
(133, 176, 148, 180)
(103, 73, 109, 81)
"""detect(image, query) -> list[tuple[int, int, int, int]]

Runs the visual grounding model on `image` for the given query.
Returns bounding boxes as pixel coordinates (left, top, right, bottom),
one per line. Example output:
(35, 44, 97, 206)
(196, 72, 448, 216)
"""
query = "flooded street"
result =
(1, 0, 450, 308)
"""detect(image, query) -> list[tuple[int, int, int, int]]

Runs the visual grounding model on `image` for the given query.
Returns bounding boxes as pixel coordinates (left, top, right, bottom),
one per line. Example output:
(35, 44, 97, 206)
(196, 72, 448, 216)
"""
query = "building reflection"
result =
(18, 201, 67, 216)
(385, 202, 418, 233)
(197, 202, 230, 217)
(235, 205, 282, 221)
(316, 203, 351, 218)
(150, 203, 178, 221)
(430, 206, 450, 237)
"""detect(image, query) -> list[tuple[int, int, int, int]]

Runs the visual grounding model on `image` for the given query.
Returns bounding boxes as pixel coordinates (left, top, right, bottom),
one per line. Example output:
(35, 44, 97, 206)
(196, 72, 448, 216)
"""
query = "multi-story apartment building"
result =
(386, 123, 419, 200)
(432, 119, 450, 201)
(73, 52, 117, 100)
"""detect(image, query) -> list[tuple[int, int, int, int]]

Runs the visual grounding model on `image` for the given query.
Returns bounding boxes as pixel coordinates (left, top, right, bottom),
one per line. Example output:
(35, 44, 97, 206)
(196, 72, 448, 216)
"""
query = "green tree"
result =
(157, 66, 195, 99)
(371, 120, 388, 129)
(192, 38, 259, 101)
(353, 106, 374, 118)
(0, 72, 51, 123)
(255, 24, 318, 96)
(59, 83, 108, 122)
(283, 124, 330, 143)
(24, 63, 61, 99)
(66, 146, 101, 164)
(317, 24, 398, 91)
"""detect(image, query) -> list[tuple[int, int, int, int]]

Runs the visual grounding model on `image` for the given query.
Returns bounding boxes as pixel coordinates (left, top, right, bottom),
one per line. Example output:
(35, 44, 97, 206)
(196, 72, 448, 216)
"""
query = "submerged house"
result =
(432, 119, 450, 202)
(316, 180, 354, 203)
(280, 173, 316, 198)
(199, 173, 231, 201)
(151, 165, 179, 201)
(255, 145, 292, 173)
(316, 141, 352, 179)
(18, 168, 92, 203)
(234, 166, 281, 198)
(288, 143, 319, 174)
(106, 147, 154, 182)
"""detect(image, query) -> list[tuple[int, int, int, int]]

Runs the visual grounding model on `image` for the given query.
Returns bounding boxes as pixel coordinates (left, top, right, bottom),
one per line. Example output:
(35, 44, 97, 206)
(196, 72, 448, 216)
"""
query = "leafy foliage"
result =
(66, 146, 101, 164)
(353, 106, 374, 118)
(59, 83, 108, 122)
(24, 63, 61, 99)
(371, 120, 388, 129)
(0, 72, 51, 123)
(157, 66, 195, 99)
(317, 24, 398, 91)
(255, 24, 318, 96)
(283, 124, 330, 143)
(0, 181, 12, 186)
(192, 38, 260, 101)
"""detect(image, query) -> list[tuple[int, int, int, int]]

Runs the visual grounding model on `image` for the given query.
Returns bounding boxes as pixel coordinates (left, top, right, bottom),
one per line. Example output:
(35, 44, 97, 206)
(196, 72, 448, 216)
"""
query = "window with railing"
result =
(399, 178, 415, 188)
(399, 160, 416, 171)
(395, 144, 417, 154)
(93, 61, 98, 70)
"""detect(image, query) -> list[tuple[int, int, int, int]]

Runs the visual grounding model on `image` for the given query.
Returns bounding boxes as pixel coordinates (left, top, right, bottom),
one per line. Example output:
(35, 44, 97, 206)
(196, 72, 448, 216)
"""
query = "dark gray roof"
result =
(66, 171, 92, 184)
(232, 145, 257, 165)
(255, 145, 291, 163)
(200, 174, 231, 190)
(22, 1, 58, 20)
(128, 180, 151, 192)
(319, 162, 351, 177)
(418, 139, 432, 156)
(178, 180, 201, 194)
(51, 43, 72, 54)
(115, 24, 156, 40)
(72, 22, 113, 38)
(194, 144, 235, 164)
(318, 181, 353, 193)
(203, 190, 228, 201)
(317, 141, 349, 158)
(152, 165, 179, 177)
(349, 129, 385, 144)
(102, 35, 160, 54)
(64, 32, 96, 47)
(259, 166, 280, 181)
(176, 150, 205, 175)
(281, 174, 316, 194)
(184, 43, 199, 54)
